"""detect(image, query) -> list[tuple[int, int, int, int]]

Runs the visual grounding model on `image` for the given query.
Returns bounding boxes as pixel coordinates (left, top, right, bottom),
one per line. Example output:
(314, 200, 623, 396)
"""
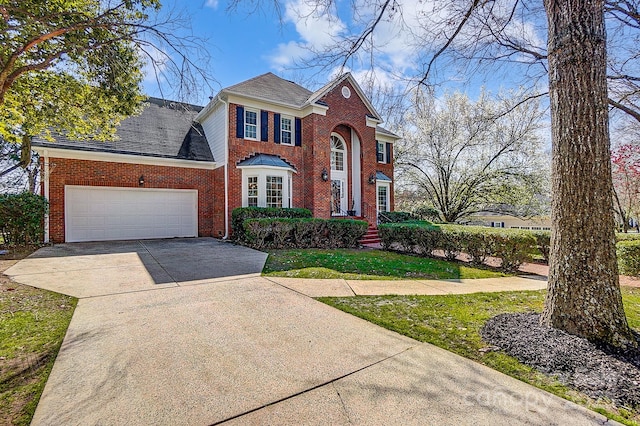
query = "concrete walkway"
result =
(266, 275, 547, 298)
(4, 240, 617, 425)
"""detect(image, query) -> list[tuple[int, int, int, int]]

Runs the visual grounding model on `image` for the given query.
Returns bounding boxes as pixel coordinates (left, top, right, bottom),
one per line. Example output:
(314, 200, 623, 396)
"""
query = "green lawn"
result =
(0, 279, 76, 425)
(319, 287, 640, 425)
(263, 249, 510, 280)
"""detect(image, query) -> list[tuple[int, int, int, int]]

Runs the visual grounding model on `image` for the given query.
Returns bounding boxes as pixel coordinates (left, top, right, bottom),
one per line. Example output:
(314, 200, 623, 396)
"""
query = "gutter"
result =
(219, 94, 230, 240)
(43, 150, 50, 243)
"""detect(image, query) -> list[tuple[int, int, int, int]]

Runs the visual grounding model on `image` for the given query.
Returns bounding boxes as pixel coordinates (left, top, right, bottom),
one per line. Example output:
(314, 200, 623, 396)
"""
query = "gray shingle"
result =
(376, 171, 392, 182)
(224, 73, 313, 107)
(236, 153, 296, 171)
(32, 98, 214, 162)
(376, 125, 400, 139)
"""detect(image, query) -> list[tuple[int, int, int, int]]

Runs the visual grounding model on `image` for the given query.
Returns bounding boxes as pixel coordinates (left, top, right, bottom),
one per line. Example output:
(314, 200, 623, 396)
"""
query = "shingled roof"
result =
(223, 73, 314, 107)
(32, 98, 214, 162)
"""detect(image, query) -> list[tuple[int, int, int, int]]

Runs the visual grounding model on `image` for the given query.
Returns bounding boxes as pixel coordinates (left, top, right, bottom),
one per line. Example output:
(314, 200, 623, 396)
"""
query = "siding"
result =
(200, 101, 228, 165)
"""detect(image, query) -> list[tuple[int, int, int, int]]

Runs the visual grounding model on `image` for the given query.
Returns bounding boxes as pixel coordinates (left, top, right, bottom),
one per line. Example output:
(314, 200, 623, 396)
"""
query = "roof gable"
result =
(306, 73, 381, 119)
(224, 73, 313, 107)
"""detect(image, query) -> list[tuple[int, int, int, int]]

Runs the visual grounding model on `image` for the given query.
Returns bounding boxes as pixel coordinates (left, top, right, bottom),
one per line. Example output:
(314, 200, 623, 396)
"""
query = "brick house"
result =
(33, 72, 399, 243)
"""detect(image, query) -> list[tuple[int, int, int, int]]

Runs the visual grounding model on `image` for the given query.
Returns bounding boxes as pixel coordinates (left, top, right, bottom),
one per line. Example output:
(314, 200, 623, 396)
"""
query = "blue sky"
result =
(142, 0, 547, 108)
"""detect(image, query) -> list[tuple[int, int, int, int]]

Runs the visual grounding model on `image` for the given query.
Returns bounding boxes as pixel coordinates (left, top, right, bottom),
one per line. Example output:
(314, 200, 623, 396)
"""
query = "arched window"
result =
(330, 135, 345, 171)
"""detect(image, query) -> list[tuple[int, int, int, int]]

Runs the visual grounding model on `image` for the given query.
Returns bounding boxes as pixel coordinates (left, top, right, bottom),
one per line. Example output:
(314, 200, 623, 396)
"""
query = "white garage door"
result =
(65, 186, 198, 242)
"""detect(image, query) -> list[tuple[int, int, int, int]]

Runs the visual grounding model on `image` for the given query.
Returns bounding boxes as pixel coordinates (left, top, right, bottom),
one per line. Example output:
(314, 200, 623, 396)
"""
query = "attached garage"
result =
(65, 186, 198, 243)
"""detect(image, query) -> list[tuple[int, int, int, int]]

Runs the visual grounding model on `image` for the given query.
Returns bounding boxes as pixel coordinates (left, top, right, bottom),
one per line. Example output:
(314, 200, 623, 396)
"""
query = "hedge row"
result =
(617, 240, 640, 276)
(378, 223, 540, 272)
(242, 218, 368, 250)
(616, 232, 640, 242)
(232, 207, 312, 241)
(0, 192, 48, 246)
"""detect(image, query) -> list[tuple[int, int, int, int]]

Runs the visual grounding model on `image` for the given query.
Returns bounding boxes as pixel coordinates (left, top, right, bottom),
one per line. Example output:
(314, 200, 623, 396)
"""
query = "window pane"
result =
(331, 151, 344, 171)
(266, 176, 283, 208)
(377, 142, 385, 162)
(245, 110, 257, 139)
(281, 118, 292, 145)
(247, 176, 258, 207)
(378, 186, 388, 212)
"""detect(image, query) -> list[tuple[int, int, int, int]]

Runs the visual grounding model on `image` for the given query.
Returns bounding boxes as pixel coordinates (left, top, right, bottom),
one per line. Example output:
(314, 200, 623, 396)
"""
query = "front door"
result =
(331, 179, 345, 215)
(330, 134, 348, 215)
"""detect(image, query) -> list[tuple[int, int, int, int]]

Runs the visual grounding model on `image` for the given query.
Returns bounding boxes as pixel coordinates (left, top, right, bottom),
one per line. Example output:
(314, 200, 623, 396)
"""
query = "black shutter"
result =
(274, 113, 281, 144)
(295, 118, 302, 146)
(260, 110, 269, 142)
(385, 143, 392, 164)
(236, 106, 244, 138)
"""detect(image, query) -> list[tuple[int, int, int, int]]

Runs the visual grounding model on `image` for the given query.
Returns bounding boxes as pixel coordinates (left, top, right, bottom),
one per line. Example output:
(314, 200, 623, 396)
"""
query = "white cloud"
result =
(205, 0, 218, 10)
(268, 0, 545, 91)
(140, 44, 169, 84)
(267, 0, 345, 70)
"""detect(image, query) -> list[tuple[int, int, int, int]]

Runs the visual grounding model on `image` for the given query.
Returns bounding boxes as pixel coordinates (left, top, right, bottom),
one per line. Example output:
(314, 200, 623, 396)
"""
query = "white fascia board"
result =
(226, 93, 300, 116)
(194, 92, 223, 122)
(375, 132, 401, 143)
(301, 103, 328, 117)
(366, 116, 382, 128)
(34, 147, 218, 170)
(236, 164, 298, 174)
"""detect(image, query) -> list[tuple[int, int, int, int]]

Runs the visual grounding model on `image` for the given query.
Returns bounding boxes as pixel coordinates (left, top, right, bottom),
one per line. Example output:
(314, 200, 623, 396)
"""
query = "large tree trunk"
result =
(541, 0, 635, 348)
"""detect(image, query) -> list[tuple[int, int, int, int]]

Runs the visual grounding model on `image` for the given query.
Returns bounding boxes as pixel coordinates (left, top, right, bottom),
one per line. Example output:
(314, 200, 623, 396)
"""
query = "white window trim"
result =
(247, 175, 259, 207)
(244, 108, 259, 141)
(377, 182, 390, 214)
(377, 141, 386, 164)
(280, 115, 294, 146)
(241, 168, 293, 208)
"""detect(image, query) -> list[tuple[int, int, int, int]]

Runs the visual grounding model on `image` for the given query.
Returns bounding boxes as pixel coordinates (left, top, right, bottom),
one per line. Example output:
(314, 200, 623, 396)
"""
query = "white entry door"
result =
(330, 134, 348, 216)
(65, 186, 198, 242)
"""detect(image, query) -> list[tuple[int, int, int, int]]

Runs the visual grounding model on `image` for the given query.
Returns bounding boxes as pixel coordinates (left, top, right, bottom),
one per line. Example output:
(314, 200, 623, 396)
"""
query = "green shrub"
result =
(378, 211, 417, 224)
(379, 222, 536, 272)
(231, 207, 312, 241)
(242, 218, 367, 250)
(617, 240, 640, 276)
(531, 231, 551, 263)
(616, 232, 640, 242)
(447, 226, 492, 265)
(489, 229, 536, 272)
(0, 192, 48, 246)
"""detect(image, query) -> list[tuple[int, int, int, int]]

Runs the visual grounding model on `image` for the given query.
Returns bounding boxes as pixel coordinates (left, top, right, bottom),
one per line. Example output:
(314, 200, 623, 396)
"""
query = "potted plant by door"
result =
(347, 200, 356, 217)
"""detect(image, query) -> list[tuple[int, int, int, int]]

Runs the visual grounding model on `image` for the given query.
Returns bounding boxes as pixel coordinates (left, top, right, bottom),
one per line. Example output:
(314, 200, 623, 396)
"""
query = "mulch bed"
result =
(481, 313, 640, 409)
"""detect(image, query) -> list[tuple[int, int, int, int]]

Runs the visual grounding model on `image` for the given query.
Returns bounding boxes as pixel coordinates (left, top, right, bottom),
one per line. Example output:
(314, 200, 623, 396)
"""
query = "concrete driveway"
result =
(5, 238, 268, 298)
(5, 239, 616, 425)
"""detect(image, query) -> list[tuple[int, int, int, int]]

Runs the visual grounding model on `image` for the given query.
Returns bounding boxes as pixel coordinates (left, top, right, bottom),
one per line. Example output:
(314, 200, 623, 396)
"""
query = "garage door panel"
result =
(65, 186, 198, 242)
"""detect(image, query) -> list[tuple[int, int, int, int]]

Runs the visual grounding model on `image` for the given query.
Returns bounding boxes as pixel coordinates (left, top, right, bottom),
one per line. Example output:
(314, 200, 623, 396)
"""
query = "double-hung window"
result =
(377, 141, 386, 163)
(281, 117, 293, 145)
(266, 176, 283, 208)
(247, 176, 258, 207)
(241, 170, 292, 208)
(245, 109, 258, 140)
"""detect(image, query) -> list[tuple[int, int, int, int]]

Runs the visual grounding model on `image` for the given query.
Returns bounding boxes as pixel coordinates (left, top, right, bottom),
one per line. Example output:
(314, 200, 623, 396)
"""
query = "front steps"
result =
(359, 223, 381, 246)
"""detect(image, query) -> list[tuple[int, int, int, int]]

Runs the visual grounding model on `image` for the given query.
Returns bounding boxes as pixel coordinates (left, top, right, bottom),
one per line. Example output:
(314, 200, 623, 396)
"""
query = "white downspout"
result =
(219, 95, 230, 239)
(43, 150, 50, 243)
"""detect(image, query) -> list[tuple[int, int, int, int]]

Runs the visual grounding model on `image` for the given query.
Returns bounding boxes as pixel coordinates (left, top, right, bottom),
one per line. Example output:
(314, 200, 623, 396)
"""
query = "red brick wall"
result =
(44, 157, 217, 243)
(303, 80, 390, 222)
(227, 104, 306, 229)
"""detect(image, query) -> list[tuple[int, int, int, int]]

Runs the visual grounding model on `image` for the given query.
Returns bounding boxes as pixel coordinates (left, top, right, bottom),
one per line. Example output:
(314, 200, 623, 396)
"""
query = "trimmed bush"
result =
(242, 218, 367, 250)
(531, 231, 551, 263)
(0, 192, 49, 246)
(616, 232, 640, 242)
(617, 240, 640, 276)
(231, 207, 312, 241)
(378, 211, 417, 224)
(489, 229, 536, 272)
(379, 222, 536, 272)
